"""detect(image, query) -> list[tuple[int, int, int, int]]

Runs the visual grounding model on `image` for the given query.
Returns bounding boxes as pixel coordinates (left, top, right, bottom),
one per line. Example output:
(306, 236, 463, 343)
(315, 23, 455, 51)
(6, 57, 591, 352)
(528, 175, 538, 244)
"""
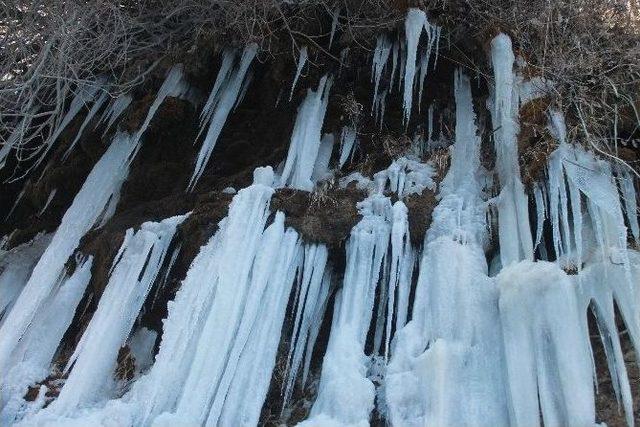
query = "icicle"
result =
(31, 84, 103, 171)
(427, 103, 434, 146)
(217, 228, 303, 426)
(290, 47, 308, 101)
(62, 91, 109, 160)
(338, 126, 357, 169)
(98, 94, 132, 137)
(328, 9, 340, 49)
(0, 132, 140, 379)
(389, 41, 399, 95)
(384, 201, 412, 357)
(489, 33, 534, 266)
(371, 36, 392, 111)
(279, 76, 333, 191)
(188, 44, 257, 190)
(302, 195, 391, 426)
(533, 183, 546, 249)
(402, 9, 426, 124)
(617, 166, 640, 245)
(36, 189, 57, 217)
(282, 244, 329, 411)
(48, 216, 185, 414)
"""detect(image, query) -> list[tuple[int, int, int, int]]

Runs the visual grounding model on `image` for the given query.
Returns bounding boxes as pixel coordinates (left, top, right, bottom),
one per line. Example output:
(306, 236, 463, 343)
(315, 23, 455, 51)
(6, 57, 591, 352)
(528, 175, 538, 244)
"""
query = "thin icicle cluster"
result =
(370, 8, 440, 127)
(189, 45, 258, 190)
(279, 76, 333, 191)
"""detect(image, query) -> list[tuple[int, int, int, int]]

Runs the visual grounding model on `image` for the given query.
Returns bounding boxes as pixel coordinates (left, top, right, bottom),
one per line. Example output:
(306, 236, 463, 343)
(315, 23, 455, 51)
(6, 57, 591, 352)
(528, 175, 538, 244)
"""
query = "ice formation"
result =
(1, 20, 639, 427)
(0, 234, 51, 327)
(50, 215, 185, 414)
(489, 33, 534, 266)
(279, 76, 333, 190)
(0, 133, 140, 379)
(290, 46, 308, 101)
(188, 45, 258, 190)
(304, 195, 392, 426)
(338, 126, 357, 169)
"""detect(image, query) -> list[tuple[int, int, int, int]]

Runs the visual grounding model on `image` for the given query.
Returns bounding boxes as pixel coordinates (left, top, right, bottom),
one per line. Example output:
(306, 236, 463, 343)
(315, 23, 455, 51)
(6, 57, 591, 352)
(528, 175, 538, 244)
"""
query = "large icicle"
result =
(402, 9, 426, 125)
(489, 33, 534, 267)
(279, 76, 333, 191)
(497, 261, 595, 426)
(188, 44, 258, 190)
(302, 195, 391, 426)
(48, 215, 185, 414)
(0, 132, 141, 379)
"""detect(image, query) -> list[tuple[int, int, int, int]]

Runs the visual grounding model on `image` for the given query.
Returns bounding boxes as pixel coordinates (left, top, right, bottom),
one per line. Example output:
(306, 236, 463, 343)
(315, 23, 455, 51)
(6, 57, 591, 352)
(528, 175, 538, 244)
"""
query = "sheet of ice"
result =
(0, 234, 51, 327)
(498, 261, 595, 426)
(188, 44, 257, 190)
(0, 132, 140, 379)
(290, 47, 308, 101)
(48, 215, 185, 414)
(338, 126, 357, 169)
(279, 76, 333, 191)
(489, 33, 534, 267)
(302, 195, 391, 426)
(547, 141, 631, 270)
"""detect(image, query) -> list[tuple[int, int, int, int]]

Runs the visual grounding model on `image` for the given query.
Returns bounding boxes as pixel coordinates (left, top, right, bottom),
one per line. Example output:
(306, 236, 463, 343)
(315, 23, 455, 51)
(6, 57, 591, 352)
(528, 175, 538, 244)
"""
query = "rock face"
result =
(0, 23, 638, 427)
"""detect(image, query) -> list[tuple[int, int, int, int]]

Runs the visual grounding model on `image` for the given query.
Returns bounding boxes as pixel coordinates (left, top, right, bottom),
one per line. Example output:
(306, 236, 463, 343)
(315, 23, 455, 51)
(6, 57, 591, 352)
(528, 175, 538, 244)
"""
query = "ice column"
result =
(490, 33, 534, 267)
